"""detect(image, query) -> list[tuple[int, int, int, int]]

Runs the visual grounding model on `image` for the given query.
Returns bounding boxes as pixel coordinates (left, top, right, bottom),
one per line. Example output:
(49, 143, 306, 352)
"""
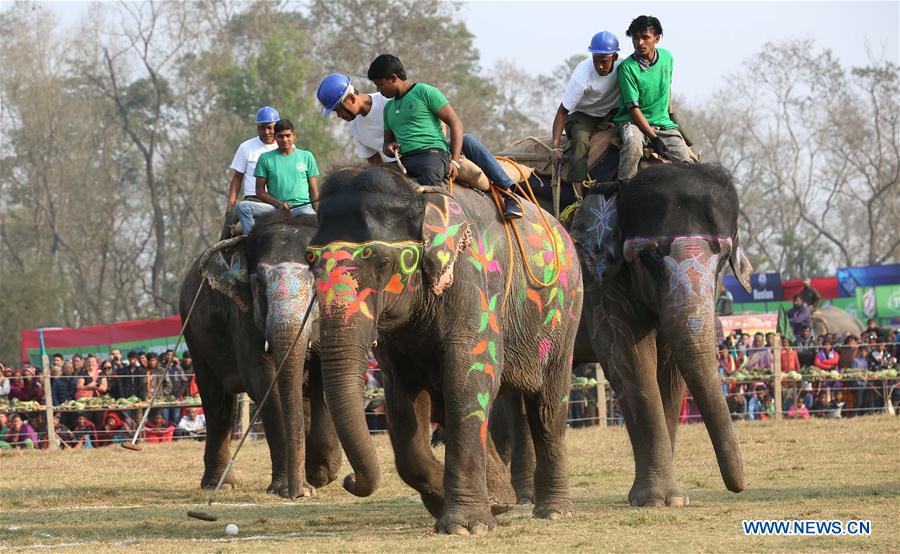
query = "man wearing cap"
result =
(317, 71, 522, 219)
(229, 106, 280, 233)
(614, 15, 693, 179)
(317, 73, 397, 166)
(550, 31, 622, 193)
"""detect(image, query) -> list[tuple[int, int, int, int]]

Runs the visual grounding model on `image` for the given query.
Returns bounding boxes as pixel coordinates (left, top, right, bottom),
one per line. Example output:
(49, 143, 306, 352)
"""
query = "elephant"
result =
(180, 211, 341, 500)
(569, 163, 751, 507)
(305, 167, 583, 534)
(812, 305, 864, 337)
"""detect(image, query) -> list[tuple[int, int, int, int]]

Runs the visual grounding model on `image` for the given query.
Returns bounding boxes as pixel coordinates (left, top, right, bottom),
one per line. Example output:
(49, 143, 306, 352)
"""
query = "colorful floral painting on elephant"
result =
(307, 167, 582, 535)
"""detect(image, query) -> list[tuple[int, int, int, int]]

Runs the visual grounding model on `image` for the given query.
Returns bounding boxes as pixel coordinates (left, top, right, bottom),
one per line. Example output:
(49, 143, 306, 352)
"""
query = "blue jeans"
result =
(236, 200, 315, 235)
(462, 134, 515, 190)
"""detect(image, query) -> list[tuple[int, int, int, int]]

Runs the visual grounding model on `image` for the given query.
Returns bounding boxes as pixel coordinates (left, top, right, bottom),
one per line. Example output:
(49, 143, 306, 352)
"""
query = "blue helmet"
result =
(317, 73, 352, 117)
(588, 31, 619, 55)
(255, 106, 280, 125)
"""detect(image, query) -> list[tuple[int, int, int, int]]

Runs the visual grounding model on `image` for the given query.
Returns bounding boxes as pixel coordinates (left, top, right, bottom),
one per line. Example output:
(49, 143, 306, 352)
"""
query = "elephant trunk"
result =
(270, 314, 309, 499)
(319, 319, 380, 497)
(665, 307, 745, 493)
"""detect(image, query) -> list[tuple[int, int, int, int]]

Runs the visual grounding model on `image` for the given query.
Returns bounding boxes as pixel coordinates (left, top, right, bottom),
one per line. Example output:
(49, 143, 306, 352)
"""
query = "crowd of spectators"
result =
(0, 349, 206, 449)
(717, 320, 899, 421)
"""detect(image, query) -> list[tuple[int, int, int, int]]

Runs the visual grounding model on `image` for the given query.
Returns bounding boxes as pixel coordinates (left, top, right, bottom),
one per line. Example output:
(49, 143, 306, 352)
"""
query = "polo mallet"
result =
(122, 279, 206, 451)
(187, 292, 318, 522)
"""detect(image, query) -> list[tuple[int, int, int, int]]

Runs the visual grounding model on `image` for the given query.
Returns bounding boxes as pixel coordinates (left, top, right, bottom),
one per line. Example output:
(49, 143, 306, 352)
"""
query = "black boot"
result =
(503, 196, 523, 219)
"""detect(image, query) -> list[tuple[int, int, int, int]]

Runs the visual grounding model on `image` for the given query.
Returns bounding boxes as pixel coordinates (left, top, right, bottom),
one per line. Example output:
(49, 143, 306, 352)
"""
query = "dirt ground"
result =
(1, 415, 898, 552)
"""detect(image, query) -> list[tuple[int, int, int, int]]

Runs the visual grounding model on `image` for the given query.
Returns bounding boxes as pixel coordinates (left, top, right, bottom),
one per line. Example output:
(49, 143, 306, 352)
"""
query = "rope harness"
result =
(484, 157, 562, 308)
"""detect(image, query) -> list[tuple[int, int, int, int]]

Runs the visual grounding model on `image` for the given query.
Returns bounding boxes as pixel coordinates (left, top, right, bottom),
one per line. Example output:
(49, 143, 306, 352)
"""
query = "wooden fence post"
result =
(772, 336, 782, 421)
(595, 364, 608, 427)
(41, 353, 57, 450)
(240, 393, 250, 438)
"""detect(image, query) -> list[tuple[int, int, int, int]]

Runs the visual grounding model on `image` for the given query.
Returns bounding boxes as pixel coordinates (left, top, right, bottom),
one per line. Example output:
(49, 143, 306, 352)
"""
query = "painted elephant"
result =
(306, 167, 583, 534)
(569, 163, 751, 507)
(180, 212, 341, 500)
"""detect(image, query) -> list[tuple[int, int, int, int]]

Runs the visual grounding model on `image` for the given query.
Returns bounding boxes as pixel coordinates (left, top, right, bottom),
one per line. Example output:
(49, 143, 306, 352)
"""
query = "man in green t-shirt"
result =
(367, 54, 522, 218)
(613, 15, 692, 179)
(240, 119, 319, 235)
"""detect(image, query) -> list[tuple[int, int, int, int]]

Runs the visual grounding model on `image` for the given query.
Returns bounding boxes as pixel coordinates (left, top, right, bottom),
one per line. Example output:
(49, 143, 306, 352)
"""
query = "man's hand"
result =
(649, 136, 670, 158)
(448, 159, 459, 181)
(280, 202, 291, 211)
(384, 142, 400, 158)
(551, 148, 564, 170)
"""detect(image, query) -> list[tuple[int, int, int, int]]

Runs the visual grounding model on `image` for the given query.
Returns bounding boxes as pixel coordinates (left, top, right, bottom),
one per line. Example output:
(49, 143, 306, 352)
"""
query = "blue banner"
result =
(837, 264, 900, 297)
(723, 272, 783, 303)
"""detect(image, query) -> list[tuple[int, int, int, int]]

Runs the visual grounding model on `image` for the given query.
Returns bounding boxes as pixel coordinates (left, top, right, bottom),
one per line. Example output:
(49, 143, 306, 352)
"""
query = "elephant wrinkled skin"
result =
(307, 167, 583, 534)
(570, 164, 752, 507)
(180, 212, 341, 500)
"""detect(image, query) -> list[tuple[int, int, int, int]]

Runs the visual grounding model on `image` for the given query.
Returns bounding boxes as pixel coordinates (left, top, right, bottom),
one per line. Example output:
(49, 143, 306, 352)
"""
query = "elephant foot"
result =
(201, 471, 238, 491)
(628, 481, 690, 508)
(533, 498, 574, 520)
(268, 479, 316, 500)
(435, 506, 497, 535)
(516, 495, 534, 506)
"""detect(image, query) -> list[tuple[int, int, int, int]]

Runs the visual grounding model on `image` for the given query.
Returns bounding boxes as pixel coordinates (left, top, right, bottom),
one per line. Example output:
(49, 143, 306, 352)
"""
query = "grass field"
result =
(2, 415, 898, 552)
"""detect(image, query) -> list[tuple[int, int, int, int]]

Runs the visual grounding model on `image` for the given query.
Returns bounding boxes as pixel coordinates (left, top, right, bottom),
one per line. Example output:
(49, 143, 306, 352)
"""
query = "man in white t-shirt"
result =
(316, 73, 396, 166)
(550, 31, 621, 191)
(226, 106, 280, 233)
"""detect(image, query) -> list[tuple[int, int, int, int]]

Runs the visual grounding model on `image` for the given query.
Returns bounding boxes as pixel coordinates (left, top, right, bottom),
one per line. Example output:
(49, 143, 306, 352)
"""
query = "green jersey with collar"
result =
(255, 148, 319, 206)
(383, 83, 450, 154)
(613, 48, 678, 129)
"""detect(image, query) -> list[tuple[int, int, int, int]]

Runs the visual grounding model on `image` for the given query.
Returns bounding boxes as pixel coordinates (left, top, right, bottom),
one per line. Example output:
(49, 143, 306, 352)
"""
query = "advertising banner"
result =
(781, 277, 840, 300)
(20, 316, 182, 365)
(723, 272, 783, 303)
(837, 264, 900, 297)
(855, 284, 900, 320)
(719, 313, 778, 336)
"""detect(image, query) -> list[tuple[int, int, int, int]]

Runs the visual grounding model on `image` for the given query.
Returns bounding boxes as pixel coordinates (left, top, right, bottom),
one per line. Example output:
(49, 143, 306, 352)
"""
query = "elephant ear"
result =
(569, 191, 622, 287)
(729, 232, 753, 293)
(199, 236, 251, 312)
(421, 199, 472, 296)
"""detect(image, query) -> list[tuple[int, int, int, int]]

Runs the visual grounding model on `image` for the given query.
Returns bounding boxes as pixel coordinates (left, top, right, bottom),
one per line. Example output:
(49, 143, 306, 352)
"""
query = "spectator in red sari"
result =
(72, 413, 98, 448)
(98, 412, 134, 446)
(144, 411, 176, 443)
(9, 368, 44, 402)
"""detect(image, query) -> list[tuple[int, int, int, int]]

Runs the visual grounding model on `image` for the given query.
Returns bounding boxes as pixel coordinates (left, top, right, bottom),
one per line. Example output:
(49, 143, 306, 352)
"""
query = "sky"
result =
(23, 0, 900, 102)
(461, 1, 899, 100)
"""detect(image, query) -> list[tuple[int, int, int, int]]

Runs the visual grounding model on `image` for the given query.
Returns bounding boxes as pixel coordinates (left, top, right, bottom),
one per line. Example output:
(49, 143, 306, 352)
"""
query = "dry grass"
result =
(1, 416, 898, 552)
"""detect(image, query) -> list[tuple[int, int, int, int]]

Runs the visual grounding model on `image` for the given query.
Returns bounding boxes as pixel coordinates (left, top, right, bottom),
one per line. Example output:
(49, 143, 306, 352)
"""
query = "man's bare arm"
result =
(226, 171, 243, 212)
(256, 176, 289, 210)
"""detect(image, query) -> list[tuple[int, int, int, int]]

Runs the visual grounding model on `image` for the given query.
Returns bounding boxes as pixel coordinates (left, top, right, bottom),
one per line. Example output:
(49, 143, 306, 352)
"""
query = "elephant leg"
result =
(589, 287, 678, 507)
(194, 359, 238, 491)
(243, 353, 294, 498)
(304, 355, 342, 488)
(524, 358, 573, 519)
(491, 393, 535, 504)
(435, 349, 498, 535)
(656, 340, 689, 506)
(485, 430, 517, 511)
(605, 335, 678, 507)
(384, 380, 445, 518)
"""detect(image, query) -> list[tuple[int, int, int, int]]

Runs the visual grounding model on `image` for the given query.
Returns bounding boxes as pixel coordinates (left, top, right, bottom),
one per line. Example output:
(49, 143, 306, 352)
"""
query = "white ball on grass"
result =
(225, 523, 239, 536)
